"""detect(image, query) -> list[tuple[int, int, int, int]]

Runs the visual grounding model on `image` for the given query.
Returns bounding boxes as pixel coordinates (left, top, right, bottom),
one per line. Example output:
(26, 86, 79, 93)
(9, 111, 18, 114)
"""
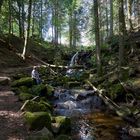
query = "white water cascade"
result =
(66, 52, 79, 75)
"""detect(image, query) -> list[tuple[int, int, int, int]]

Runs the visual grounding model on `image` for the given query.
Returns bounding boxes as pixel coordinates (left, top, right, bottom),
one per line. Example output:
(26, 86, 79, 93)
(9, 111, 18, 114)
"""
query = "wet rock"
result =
(24, 111, 51, 130)
(28, 127, 54, 140)
(66, 81, 81, 88)
(53, 116, 71, 134)
(55, 134, 72, 140)
(129, 128, 140, 137)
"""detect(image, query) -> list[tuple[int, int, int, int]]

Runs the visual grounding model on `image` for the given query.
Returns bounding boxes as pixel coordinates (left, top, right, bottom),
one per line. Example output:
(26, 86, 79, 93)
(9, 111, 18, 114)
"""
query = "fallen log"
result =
(86, 80, 139, 125)
(86, 80, 120, 110)
(31, 54, 84, 74)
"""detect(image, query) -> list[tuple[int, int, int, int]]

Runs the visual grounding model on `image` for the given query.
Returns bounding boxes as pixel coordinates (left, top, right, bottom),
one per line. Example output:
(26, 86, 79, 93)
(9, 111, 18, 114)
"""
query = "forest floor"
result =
(0, 82, 28, 140)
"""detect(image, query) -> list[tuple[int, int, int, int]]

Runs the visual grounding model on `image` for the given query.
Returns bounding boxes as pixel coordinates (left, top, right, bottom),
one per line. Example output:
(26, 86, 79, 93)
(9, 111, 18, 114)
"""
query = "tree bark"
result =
(109, 0, 113, 37)
(21, 0, 32, 60)
(93, 0, 102, 76)
(118, 0, 126, 68)
(127, 0, 133, 30)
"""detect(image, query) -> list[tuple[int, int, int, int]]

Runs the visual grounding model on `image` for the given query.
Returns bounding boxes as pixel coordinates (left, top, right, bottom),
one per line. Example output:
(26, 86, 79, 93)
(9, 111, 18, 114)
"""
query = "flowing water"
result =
(66, 52, 79, 75)
(53, 88, 139, 140)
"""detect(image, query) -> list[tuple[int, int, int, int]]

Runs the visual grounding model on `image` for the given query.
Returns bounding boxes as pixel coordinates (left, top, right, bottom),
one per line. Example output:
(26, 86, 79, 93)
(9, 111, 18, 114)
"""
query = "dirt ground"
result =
(0, 81, 28, 140)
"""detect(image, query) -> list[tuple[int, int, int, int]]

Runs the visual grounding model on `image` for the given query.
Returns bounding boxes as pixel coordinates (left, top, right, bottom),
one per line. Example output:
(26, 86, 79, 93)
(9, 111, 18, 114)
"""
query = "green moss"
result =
(46, 84, 54, 97)
(11, 77, 34, 87)
(55, 135, 72, 140)
(109, 84, 125, 100)
(24, 112, 51, 130)
(39, 100, 53, 112)
(32, 84, 47, 96)
(23, 100, 51, 112)
(19, 93, 34, 101)
(54, 116, 71, 134)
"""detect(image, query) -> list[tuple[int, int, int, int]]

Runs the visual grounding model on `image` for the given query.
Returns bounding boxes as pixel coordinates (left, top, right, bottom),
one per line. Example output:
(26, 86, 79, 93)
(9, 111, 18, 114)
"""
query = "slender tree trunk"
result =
(109, 0, 113, 37)
(22, 0, 32, 60)
(69, 9, 73, 48)
(138, 0, 140, 25)
(106, 3, 109, 38)
(32, 1, 35, 37)
(73, 11, 77, 48)
(93, 0, 102, 76)
(17, 1, 22, 38)
(40, 0, 43, 39)
(8, 0, 12, 36)
(118, 0, 126, 68)
(21, 0, 25, 38)
(127, 0, 133, 30)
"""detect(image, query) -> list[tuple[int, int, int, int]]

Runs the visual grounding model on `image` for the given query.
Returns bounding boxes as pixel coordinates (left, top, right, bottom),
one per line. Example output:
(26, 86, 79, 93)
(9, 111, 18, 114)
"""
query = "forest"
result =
(0, 0, 140, 140)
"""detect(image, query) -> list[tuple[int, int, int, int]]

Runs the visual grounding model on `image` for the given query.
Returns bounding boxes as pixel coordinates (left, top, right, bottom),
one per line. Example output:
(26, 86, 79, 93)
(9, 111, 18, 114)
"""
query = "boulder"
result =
(23, 100, 51, 112)
(46, 84, 54, 97)
(24, 112, 51, 130)
(32, 84, 47, 96)
(19, 93, 34, 101)
(55, 135, 72, 140)
(129, 128, 140, 137)
(11, 77, 34, 87)
(52, 116, 71, 134)
(27, 127, 54, 140)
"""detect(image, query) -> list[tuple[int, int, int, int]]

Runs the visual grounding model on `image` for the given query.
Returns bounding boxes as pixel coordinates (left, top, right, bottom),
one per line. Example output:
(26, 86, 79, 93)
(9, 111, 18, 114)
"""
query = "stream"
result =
(51, 52, 139, 140)
(53, 88, 133, 140)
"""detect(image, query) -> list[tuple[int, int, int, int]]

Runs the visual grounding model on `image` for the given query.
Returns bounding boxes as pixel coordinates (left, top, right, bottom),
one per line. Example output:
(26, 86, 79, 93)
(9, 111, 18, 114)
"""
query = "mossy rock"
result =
(66, 81, 81, 88)
(11, 77, 34, 87)
(32, 84, 47, 96)
(27, 127, 54, 140)
(19, 93, 34, 101)
(109, 84, 125, 101)
(11, 86, 32, 95)
(24, 100, 50, 112)
(39, 100, 53, 112)
(55, 135, 72, 140)
(46, 84, 54, 97)
(24, 112, 51, 130)
(12, 73, 28, 80)
(78, 71, 90, 81)
(53, 116, 71, 134)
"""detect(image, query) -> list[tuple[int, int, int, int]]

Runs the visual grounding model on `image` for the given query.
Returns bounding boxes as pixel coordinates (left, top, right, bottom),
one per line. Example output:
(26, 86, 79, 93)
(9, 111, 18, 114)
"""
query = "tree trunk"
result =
(21, 0, 25, 38)
(69, 9, 73, 48)
(127, 0, 133, 30)
(109, 0, 113, 37)
(8, 0, 12, 36)
(17, 1, 22, 38)
(118, 0, 126, 69)
(32, 1, 35, 37)
(93, 0, 102, 76)
(21, 0, 32, 60)
(137, 0, 140, 25)
(40, 0, 43, 40)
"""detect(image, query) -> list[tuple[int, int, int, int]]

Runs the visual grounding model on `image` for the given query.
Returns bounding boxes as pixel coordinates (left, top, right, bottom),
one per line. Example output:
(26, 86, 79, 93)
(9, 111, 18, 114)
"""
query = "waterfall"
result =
(66, 52, 79, 75)
(70, 52, 79, 66)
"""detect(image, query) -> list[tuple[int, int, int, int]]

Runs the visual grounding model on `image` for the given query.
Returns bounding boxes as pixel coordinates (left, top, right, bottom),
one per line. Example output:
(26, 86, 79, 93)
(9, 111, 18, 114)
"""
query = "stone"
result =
(24, 111, 51, 130)
(11, 77, 34, 87)
(53, 116, 71, 134)
(19, 93, 34, 101)
(55, 135, 72, 140)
